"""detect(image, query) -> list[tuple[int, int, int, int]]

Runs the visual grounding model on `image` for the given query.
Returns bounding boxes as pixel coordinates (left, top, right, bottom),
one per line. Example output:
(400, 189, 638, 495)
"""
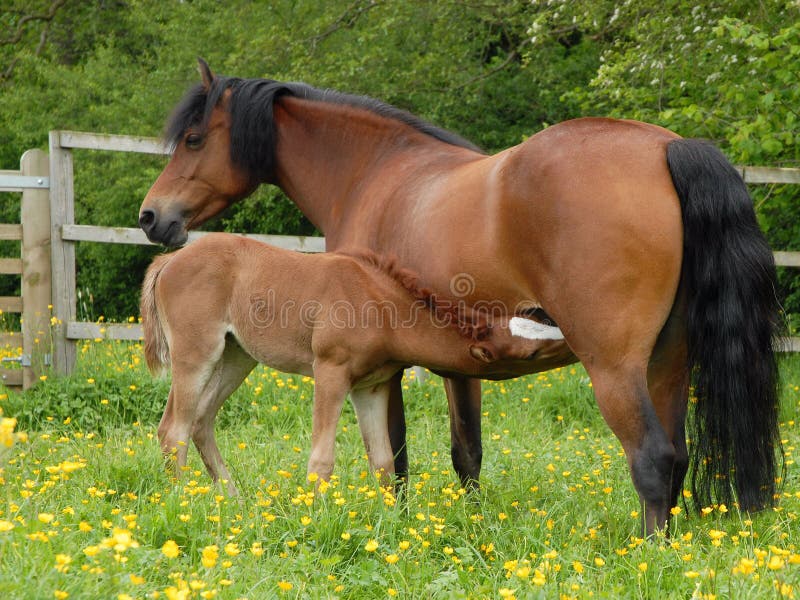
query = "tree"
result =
(0, 0, 796, 319)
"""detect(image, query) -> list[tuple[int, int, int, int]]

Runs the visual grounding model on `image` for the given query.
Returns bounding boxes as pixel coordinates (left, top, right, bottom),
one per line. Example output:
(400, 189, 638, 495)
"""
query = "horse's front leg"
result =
(350, 380, 395, 486)
(307, 364, 349, 482)
(443, 375, 483, 489)
(386, 372, 408, 481)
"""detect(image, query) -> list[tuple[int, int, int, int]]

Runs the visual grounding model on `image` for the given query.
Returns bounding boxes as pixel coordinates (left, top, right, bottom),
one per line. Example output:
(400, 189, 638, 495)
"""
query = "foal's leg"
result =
(191, 340, 257, 496)
(350, 381, 395, 485)
(157, 329, 229, 486)
(158, 377, 199, 480)
(307, 364, 350, 482)
(158, 386, 191, 476)
(443, 376, 483, 489)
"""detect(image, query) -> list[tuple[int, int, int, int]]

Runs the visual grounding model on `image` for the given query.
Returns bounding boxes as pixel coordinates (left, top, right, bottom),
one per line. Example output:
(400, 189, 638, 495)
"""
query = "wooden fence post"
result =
(20, 149, 52, 388)
(48, 132, 77, 375)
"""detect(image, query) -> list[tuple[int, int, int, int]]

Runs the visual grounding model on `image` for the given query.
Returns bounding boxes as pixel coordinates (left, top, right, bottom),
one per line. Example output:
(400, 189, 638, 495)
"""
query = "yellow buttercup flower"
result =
(201, 545, 218, 568)
(768, 555, 785, 571)
(162, 540, 180, 558)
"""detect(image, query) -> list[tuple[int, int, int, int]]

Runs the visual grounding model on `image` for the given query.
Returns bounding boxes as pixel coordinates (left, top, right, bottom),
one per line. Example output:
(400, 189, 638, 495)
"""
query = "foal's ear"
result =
(197, 57, 215, 90)
(470, 344, 496, 363)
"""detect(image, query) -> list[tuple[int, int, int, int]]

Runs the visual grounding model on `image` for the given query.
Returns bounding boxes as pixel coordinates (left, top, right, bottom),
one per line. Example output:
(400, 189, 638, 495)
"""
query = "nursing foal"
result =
(141, 233, 554, 493)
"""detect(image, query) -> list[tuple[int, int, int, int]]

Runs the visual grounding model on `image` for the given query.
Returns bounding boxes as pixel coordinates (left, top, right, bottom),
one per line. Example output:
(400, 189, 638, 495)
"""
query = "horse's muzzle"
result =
(139, 208, 188, 247)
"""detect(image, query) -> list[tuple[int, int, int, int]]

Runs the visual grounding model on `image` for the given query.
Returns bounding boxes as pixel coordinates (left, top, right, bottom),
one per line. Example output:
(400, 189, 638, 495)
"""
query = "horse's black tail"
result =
(666, 138, 784, 513)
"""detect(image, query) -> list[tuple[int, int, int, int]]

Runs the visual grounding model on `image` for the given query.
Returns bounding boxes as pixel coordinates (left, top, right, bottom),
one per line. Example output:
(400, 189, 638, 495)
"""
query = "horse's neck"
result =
(272, 97, 473, 235)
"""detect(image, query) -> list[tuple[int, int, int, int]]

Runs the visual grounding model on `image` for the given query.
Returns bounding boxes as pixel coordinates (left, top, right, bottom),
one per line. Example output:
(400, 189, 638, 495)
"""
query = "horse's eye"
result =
(185, 133, 203, 149)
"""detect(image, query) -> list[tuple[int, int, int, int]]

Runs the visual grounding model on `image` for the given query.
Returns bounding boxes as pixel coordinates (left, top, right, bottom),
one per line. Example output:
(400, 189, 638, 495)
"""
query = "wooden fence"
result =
(0, 149, 51, 389)
(1, 130, 800, 389)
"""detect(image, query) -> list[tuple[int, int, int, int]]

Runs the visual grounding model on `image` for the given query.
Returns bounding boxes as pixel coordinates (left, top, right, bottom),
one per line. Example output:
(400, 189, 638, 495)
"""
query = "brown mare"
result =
(141, 232, 550, 494)
(140, 59, 783, 535)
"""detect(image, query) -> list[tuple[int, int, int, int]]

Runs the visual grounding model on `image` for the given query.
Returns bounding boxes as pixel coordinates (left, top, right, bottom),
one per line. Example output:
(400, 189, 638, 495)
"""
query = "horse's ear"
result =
(197, 57, 214, 90)
(470, 344, 495, 363)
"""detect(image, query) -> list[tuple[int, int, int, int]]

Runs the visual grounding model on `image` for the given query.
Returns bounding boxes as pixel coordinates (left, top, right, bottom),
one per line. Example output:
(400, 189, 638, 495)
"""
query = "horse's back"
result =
(502, 117, 681, 210)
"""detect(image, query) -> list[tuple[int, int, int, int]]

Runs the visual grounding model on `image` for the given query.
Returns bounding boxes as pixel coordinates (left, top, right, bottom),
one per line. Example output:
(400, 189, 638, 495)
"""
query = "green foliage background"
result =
(0, 0, 798, 319)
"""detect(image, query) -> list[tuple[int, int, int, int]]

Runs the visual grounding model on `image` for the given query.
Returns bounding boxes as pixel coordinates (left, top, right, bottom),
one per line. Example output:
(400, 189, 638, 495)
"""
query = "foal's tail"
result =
(140, 254, 173, 377)
(667, 138, 784, 513)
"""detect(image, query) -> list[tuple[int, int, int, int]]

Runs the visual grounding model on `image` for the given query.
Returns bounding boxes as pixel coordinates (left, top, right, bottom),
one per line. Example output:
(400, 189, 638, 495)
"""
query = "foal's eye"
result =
(185, 133, 204, 149)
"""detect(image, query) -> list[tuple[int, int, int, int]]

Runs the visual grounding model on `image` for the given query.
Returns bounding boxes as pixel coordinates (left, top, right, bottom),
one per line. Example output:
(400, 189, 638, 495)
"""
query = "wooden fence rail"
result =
(2, 130, 800, 388)
(59, 223, 326, 251)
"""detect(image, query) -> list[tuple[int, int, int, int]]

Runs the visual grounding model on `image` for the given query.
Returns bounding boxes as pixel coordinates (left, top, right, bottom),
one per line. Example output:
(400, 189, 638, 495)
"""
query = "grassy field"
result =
(1, 338, 799, 599)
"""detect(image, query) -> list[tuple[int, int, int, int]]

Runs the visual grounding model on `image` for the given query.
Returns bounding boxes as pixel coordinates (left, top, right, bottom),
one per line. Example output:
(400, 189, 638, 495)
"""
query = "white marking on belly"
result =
(509, 317, 565, 340)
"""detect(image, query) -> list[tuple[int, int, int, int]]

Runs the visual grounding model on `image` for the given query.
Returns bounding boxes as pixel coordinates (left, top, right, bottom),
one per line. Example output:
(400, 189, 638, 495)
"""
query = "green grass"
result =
(1, 339, 799, 599)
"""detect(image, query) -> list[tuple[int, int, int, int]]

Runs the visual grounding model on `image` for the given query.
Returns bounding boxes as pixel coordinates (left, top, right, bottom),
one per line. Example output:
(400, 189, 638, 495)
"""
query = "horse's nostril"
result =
(139, 209, 156, 231)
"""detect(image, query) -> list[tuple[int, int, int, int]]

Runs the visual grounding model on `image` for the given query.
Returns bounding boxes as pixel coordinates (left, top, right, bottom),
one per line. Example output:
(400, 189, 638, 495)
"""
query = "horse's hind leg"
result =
(647, 307, 690, 512)
(589, 363, 677, 537)
(566, 300, 684, 536)
(191, 338, 257, 496)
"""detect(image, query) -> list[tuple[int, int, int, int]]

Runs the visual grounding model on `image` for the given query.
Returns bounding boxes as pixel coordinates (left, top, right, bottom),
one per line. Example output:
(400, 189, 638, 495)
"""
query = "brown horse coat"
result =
(139, 61, 782, 535)
(141, 233, 551, 493)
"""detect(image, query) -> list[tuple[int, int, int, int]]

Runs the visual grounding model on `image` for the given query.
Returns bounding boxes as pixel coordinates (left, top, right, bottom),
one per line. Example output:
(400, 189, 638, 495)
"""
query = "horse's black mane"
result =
(165, 75, 484, 182)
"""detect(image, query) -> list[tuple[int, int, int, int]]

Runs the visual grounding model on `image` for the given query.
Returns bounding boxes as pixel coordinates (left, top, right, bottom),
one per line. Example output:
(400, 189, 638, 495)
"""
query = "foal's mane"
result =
(345, 250, 491, 342)
(166, 73, 484, 181)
